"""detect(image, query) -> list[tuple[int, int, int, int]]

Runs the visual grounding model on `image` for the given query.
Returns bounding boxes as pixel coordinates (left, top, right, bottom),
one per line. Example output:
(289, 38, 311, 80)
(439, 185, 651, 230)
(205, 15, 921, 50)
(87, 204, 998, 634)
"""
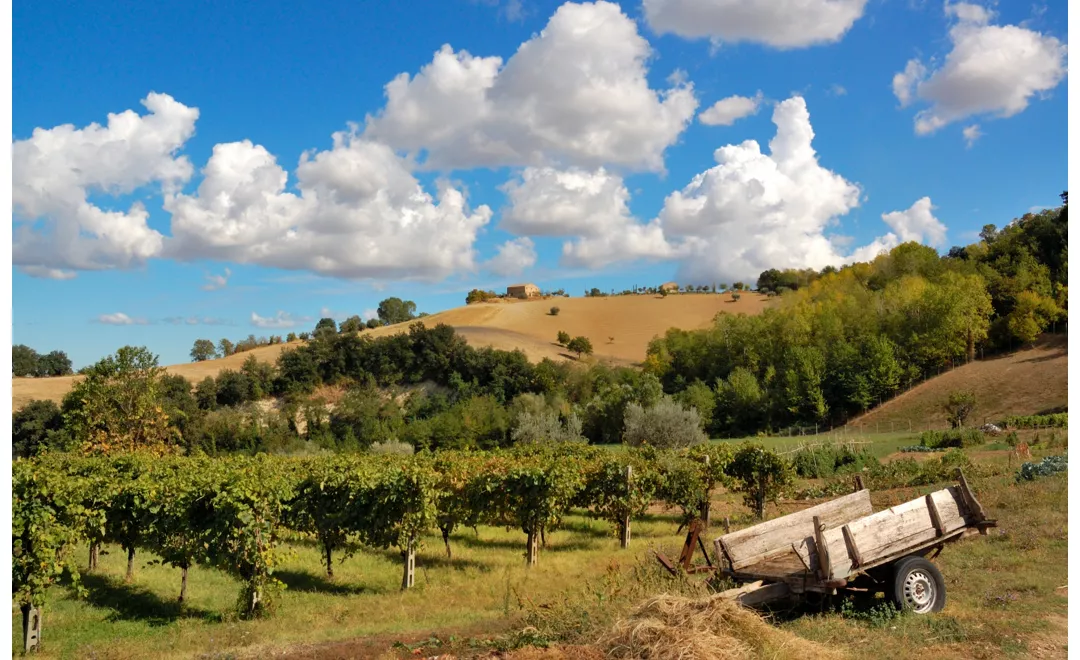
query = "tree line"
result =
(646, 198, 1067, 436)
(191, 297, 425, 362)
(12, 345, 73, 377)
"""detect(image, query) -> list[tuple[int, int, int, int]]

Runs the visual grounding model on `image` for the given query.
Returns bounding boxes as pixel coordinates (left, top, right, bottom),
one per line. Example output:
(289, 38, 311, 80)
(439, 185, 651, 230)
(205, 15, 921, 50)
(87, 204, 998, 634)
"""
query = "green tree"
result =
(286, 332, 298, 342)
(218, 338, 235, 357)
(727, 444, 793, 519)
(377, 297, 417, 325)
(62, 346, 179, 455)
(190, 339, 218, 362)
(556, 330, 571, 346)
(675, 380, 715, 431)
(13, 344, 39, 377)
(195, 376, 219, 410)
(339, 315, 364, 333)
(944, 390, 977, 429)
(13, 399, 67, 458)
(549, 306, 560, 316)
(315, 318, 338, 334)
(714, 367, 765, 437)
(566, 336, 593, 358)
(1006, 290, 1063, 345)
(37, 350, 73, 376)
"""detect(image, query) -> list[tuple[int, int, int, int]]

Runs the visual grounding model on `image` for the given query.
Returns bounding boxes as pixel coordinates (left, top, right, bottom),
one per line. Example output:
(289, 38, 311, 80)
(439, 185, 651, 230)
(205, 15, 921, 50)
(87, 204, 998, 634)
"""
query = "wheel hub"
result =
(903, 569, 936, 613)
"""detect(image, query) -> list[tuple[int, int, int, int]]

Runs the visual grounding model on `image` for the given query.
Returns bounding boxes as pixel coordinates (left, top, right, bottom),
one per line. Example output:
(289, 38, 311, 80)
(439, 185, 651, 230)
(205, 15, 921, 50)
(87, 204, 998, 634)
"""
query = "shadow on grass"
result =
(276, 569, 371, 596)
(448, 534, 596, 554)
(70, 572, 215, 626)
(555, 518, 616, 538)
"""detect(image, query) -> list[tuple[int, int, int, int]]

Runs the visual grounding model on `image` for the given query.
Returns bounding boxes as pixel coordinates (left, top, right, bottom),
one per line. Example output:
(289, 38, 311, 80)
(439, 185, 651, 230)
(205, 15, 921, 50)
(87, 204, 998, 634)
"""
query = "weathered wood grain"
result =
(718, 489, 872, 571)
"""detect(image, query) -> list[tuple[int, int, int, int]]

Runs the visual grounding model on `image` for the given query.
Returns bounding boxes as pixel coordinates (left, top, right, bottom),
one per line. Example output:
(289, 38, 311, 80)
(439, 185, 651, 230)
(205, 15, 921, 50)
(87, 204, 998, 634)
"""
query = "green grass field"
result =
(13, 432, 1068, 659)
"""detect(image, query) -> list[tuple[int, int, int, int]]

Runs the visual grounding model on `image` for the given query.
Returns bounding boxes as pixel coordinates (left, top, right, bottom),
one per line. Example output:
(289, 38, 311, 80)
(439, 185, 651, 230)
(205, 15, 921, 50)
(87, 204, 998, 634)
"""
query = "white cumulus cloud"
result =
(847, 197, 948, 262)
(962, 123, 983, 147)
(699, 92, 763, 126)
(12, 93, 199, 278)
(894, 4, 1067, 136)
(251, 311, 308, 329)
(96, 312, 148, 325)
(485, 237, 538, 276)
(201, 267, 231, 291)
(500, 167, 634, 237)
(642, 0, 868, 49)
(165, 131, 493, 281)
(500, 166, 673, 268)
(364, 1, 697, 171)
(656, 96, 864, 282)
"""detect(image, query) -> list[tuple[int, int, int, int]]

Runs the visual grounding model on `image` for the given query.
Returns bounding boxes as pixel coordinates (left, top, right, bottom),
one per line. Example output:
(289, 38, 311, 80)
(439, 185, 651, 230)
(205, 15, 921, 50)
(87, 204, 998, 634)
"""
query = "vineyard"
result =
(12, 443, 741, 641)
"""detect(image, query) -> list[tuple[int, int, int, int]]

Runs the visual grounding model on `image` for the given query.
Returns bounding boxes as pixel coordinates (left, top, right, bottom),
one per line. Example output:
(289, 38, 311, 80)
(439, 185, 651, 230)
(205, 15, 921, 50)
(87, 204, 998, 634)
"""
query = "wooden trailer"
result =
(713, 469, 996, 613)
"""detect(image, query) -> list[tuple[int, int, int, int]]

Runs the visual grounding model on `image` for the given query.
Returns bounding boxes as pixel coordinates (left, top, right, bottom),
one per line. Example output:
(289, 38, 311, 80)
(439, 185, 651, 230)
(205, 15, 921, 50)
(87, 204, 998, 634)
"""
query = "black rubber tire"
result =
(889, 556, 946, 614)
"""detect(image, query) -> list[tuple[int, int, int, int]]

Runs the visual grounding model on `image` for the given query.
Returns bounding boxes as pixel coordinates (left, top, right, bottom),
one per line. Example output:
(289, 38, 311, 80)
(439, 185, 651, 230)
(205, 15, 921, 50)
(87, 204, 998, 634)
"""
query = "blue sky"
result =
(12, 0, 1069, 368)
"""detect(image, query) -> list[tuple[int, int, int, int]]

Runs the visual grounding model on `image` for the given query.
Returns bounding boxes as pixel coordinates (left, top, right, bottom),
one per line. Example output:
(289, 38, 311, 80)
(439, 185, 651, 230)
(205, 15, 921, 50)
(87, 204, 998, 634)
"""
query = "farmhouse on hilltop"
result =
(660, 282, 679, 293)
(507, 283, 541, 299)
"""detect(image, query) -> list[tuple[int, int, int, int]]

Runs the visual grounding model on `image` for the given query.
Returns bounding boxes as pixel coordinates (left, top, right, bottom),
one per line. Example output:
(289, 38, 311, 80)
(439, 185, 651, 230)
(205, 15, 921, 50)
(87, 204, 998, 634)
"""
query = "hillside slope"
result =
(12, 292, 769, 410)
(845, 334, 1067, 431)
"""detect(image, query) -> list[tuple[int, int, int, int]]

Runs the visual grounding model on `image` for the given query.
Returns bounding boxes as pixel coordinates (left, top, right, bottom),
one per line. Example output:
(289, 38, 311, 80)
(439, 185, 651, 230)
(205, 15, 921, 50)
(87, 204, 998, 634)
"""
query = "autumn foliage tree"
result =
(61, 346, 179, 455)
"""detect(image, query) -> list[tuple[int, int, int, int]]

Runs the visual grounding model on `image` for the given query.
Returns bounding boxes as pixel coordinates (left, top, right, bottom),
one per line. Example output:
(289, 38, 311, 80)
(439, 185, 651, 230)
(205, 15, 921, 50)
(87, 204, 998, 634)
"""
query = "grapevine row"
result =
(13, 443, 739, 626)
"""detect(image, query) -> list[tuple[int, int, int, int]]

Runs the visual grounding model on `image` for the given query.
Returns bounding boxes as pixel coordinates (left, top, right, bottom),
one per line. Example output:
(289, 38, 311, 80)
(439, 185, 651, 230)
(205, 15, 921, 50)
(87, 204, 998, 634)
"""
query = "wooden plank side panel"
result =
(846, 488, 968, 566)
(930, 487, 968, 534)
(720, 490, 872, 570)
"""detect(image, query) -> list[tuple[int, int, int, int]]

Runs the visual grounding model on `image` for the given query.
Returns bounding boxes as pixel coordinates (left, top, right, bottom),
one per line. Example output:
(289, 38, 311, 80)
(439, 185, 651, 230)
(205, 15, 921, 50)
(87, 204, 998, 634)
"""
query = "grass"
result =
(13, 507, 699, 659)
(15, 438, 1069, 659)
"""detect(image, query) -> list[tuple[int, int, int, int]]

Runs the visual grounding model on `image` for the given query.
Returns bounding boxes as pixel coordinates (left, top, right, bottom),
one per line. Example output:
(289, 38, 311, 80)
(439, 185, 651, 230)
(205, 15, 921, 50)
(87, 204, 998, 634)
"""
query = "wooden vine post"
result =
(402, 537, 416, 590)
(22, 604, 40, 653)
(699, 454, 712, 529)
(620, 465, 632, 549)
(526, 528, 540, 566)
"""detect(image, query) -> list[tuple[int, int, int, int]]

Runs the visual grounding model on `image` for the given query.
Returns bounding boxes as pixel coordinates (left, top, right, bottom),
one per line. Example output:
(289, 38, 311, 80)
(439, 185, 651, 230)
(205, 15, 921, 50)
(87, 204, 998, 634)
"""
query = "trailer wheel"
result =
(890, 556, 946, 614)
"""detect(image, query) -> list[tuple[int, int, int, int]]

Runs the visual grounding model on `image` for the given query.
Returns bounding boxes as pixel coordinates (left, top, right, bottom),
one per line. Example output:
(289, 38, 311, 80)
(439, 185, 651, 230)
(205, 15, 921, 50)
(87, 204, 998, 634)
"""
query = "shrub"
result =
(919, 429, 983, 449)
(549, 306, 560, 316)
(1003, 413, 1068, 429)
(944, 390, 977, 428)
(466, 289, 498, 304)
(622, 397, 706, 449)
(790, 443, 877, 478)
(511, 411, 585, 445)
(566, 336, 594, 358)
(1016, 455, 1067, 482)
(556, 331, 571, 346)
(286, 332, 298, 342)
(369, 440, 415, 456)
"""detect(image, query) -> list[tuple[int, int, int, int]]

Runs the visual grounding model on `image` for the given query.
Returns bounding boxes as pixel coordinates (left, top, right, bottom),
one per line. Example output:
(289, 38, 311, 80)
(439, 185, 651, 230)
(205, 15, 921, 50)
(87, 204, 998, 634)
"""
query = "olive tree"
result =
(622, 397, 707, 449)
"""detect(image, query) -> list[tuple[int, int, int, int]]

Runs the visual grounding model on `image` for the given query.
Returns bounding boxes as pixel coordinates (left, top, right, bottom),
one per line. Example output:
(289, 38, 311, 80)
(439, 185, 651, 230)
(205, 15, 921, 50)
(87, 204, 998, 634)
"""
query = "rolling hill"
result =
(844, 334, 1068, 432)
(12, 292, 770, 411)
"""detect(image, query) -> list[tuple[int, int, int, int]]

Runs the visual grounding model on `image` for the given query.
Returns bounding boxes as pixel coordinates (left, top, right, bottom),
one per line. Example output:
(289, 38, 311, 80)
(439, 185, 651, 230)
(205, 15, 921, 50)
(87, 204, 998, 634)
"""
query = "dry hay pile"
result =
(598, 594, 845, 660)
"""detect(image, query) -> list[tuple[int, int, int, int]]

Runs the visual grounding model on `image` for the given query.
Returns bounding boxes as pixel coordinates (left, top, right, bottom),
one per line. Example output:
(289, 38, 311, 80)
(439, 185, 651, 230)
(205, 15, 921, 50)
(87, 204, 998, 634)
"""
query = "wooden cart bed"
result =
(714, 471, 995, 593)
